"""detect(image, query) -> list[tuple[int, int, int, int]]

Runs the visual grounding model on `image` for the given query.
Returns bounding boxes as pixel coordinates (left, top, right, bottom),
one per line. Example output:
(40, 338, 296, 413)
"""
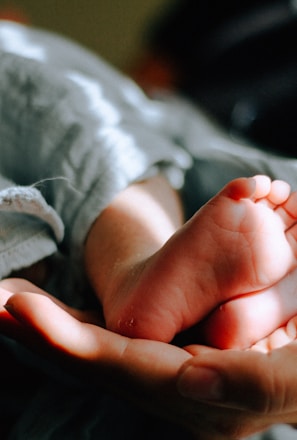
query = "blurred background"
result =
(1, 0, 296, 157)
(0, 0, 172, 70)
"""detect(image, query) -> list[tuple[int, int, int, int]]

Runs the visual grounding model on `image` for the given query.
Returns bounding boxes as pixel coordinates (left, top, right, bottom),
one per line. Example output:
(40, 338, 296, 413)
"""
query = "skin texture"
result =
(86, 175, 297, 347)
(1, 279, 297, 439)
(2, 175, 297, 437)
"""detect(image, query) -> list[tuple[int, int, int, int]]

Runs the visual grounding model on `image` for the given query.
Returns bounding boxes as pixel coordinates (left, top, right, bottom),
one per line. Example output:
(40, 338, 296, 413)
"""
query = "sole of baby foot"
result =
(200, 267, 297, 349)
(106, 176, 297, 343)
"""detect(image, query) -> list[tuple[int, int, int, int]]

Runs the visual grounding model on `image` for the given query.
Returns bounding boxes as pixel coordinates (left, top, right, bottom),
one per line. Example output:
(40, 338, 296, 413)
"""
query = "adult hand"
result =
(177, 318, 297, 438)
(1, 279, 297, 440)
(0, 279, 223, 439)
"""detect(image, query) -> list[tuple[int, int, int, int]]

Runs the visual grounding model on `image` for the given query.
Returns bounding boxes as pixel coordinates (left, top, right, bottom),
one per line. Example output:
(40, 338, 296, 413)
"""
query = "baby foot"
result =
(201, 264, 297, 350)
(250, 313, 297, 353)
(200, 182, 297, 349)
(106, 176, 297, 342)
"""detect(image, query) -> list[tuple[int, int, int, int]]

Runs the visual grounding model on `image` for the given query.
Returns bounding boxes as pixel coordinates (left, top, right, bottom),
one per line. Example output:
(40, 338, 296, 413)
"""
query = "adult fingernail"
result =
(4, 303, 14, 313)
(177, 366, 224, 401)
(3, 303, 18, 318)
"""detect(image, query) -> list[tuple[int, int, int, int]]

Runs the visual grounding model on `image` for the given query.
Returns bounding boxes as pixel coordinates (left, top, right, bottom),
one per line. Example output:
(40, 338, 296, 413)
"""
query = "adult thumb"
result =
(177, 343, 297, 419)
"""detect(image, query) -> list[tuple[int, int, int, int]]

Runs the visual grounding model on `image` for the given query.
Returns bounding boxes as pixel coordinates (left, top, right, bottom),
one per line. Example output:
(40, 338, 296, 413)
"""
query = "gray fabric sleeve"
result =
(0, 183, 64, 278)
(0, 48, 190, 258)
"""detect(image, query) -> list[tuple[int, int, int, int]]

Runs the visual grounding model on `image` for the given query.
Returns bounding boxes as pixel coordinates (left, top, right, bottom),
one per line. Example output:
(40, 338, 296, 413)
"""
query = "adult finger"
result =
(0, 278, 104, 325)
(4, 291, 191, 387)
(178, 342, 297, 424)
(0, 286, 26, 338)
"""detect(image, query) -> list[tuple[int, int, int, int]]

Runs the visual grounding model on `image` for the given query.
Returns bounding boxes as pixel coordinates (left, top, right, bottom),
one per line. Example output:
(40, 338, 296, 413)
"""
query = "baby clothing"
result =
(0, 20, 297, 440)
(0, 20, 190, 288)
